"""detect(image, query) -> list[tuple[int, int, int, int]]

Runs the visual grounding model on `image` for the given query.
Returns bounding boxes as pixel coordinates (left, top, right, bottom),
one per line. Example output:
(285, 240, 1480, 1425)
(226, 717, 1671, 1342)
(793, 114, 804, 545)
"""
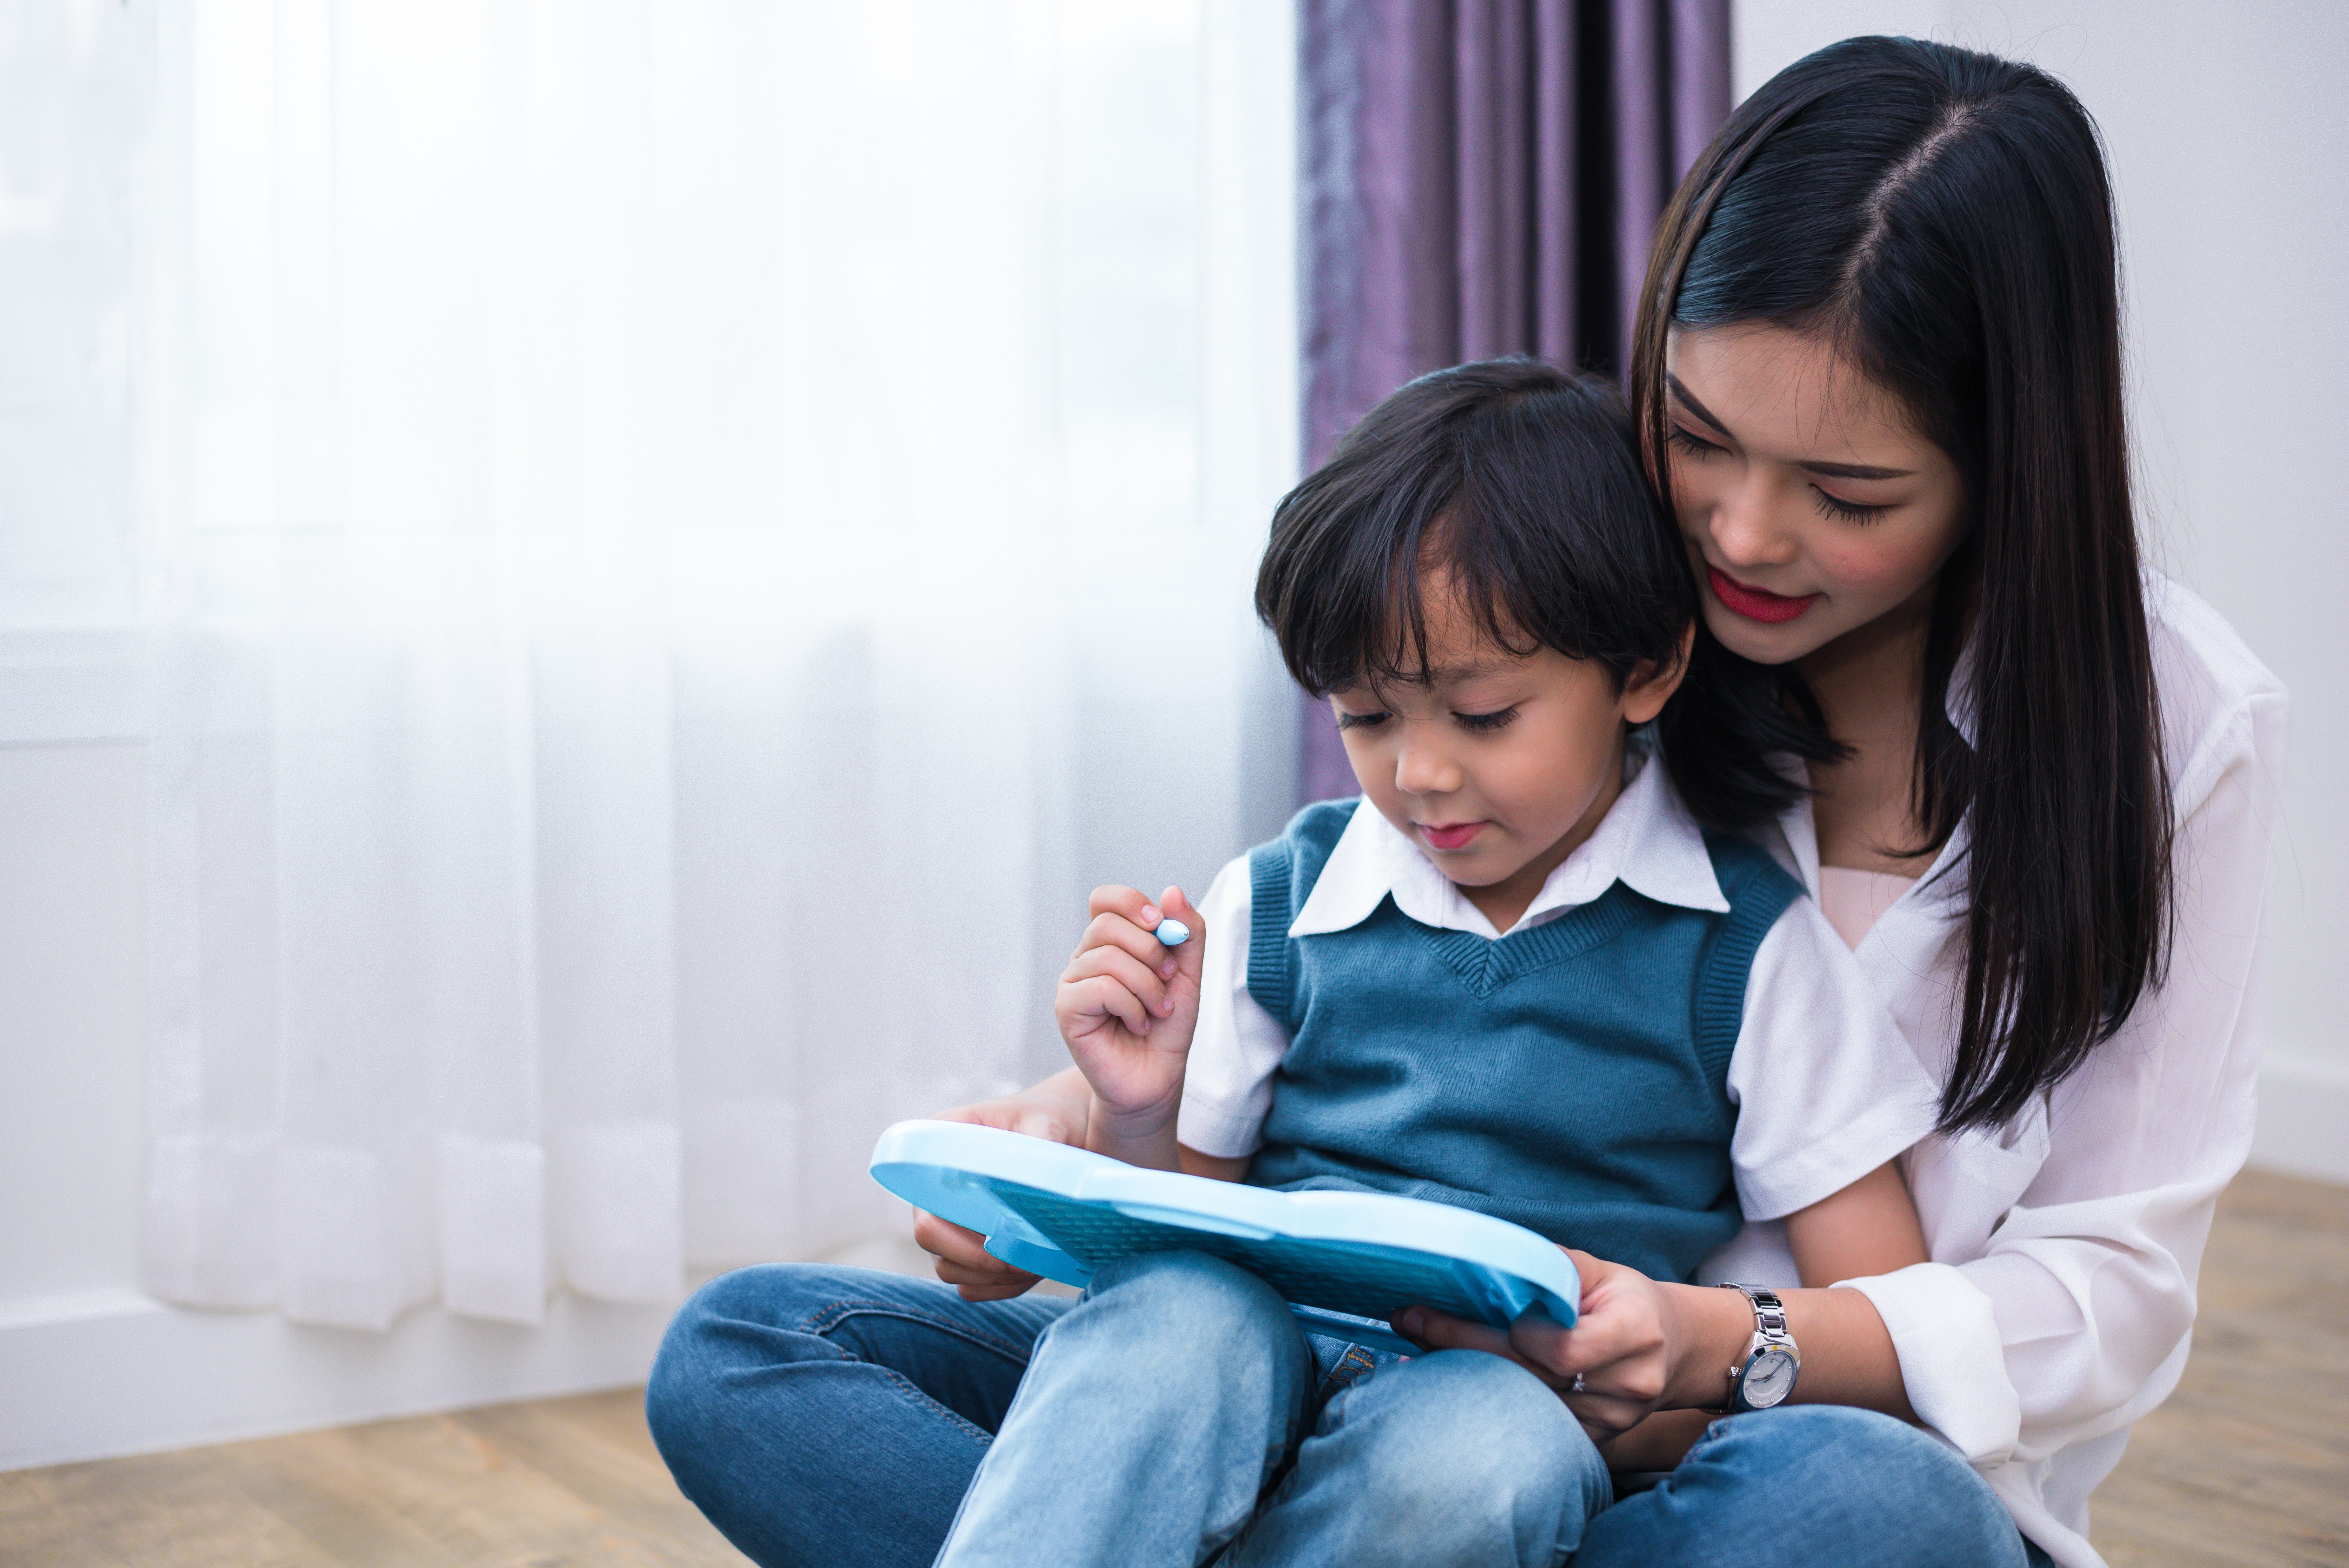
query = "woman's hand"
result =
(910, 1070, 1091, 1301)
(1394, 1249, 1742, 1441)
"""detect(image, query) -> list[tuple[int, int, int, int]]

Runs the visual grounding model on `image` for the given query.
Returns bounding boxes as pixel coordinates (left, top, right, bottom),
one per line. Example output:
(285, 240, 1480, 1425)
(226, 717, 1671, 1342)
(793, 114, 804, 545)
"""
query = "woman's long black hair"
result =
(1632, 36, 2171, 1132)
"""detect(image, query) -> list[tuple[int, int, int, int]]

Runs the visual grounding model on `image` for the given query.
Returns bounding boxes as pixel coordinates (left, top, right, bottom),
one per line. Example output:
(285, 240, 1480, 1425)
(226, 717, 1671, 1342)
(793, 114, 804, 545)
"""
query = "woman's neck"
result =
(1798, 580, 1937, 876)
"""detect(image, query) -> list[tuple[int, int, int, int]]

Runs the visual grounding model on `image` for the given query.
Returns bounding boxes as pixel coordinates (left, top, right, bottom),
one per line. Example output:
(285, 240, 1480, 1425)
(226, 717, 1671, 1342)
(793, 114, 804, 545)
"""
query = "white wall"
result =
(1735, 0, 2349, 1183)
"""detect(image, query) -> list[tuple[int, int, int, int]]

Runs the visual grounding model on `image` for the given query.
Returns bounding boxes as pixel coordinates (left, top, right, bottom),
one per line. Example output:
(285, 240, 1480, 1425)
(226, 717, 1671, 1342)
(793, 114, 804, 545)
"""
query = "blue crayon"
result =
(1153, 918, 1191, 947)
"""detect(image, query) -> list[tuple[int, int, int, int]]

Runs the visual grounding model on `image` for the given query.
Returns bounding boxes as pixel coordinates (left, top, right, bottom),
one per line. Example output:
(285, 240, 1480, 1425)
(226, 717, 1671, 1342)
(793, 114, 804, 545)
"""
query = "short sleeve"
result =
(1726, 894, 1944, 1219)
(1175, 854, 1291, 1158)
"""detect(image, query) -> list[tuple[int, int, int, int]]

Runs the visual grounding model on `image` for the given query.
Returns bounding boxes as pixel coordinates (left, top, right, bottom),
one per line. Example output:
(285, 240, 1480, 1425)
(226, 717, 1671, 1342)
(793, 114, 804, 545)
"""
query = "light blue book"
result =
(869, 1119, 1580, 1356)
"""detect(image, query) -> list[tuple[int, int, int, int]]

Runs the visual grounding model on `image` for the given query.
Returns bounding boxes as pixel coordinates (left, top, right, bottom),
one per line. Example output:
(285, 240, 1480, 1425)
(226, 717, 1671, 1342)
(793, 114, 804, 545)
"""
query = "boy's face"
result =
(1330, 577, 1684, 930)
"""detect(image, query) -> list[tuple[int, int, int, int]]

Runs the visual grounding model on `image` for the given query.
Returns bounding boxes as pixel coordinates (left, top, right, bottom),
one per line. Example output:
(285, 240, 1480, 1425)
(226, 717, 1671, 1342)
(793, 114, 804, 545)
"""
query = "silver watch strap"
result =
(1719, 1283, 1796, 1411)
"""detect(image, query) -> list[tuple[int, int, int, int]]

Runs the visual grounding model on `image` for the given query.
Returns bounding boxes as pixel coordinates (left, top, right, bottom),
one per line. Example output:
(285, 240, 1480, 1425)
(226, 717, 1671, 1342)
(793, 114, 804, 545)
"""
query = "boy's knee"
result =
(645, 1267, 761, 1456)
(1345, 1351, 1606, 1518)
(644, 1263, 867, 1456)
(1078, 1249, 1293, 1341)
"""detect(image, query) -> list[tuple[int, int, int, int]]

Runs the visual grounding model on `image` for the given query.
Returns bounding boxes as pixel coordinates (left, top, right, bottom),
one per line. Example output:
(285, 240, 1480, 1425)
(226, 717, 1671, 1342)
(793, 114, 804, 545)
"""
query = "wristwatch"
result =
(1718, 1283, 1800, 1413)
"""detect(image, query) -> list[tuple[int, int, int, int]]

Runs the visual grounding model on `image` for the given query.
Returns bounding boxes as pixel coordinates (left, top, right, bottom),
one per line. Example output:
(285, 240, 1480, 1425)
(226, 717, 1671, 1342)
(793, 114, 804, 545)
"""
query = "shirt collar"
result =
(1288, 743, 1730, 942)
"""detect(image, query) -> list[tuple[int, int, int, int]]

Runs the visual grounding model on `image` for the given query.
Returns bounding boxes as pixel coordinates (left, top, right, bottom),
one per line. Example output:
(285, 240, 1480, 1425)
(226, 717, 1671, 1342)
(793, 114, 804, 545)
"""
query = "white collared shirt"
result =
(1707, 573, 2287, 1568)
(1175, 746, 1943, 1226)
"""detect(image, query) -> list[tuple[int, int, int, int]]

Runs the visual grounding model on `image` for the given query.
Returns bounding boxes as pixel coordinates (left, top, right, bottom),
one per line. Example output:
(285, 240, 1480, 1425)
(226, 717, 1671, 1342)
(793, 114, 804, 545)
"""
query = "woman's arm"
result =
(1394, 1249, 1915, 1443)
(1595, 1158, 1930, 1465)
(1398, 1160, 1926, 1441)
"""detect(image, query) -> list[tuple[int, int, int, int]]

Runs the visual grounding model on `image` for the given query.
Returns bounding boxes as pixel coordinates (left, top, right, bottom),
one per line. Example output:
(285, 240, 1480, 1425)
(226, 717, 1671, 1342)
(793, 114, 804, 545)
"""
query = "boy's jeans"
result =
(648, 1254, 2044, 1568)
(934, 1250, 1609, 1566)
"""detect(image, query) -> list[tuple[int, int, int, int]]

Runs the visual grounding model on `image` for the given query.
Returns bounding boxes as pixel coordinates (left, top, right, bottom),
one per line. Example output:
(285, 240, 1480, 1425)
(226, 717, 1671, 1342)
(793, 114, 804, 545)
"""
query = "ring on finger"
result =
(1570, 1374, 1586, 1393)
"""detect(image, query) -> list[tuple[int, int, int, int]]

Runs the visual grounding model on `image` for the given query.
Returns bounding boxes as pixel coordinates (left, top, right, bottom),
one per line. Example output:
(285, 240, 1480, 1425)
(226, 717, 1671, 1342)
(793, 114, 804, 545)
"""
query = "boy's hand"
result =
(1055, 884, 1208, 1143)
(912, 1071, 1090, 1301)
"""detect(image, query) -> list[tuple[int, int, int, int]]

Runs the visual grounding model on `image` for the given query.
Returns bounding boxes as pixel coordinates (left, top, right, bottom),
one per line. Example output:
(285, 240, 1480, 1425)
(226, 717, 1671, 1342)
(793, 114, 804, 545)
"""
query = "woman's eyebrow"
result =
(1666, 374, 1734, 437)
(1670, 373, 1917, 481)
(1798, 458, 1916, 481)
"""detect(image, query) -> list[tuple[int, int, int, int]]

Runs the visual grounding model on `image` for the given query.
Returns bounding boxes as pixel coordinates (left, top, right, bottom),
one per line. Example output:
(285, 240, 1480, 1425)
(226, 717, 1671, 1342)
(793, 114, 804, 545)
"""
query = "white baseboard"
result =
(0, 1286, 677, 1473)
(2251, 1052, 2349, 1185)
(0, 1235, 944, 1474)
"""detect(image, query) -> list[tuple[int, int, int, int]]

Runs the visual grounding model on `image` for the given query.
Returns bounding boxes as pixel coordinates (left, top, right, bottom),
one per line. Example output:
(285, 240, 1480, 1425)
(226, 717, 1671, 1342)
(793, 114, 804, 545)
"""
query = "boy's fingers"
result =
(936, 1099, 1081, 1147)
(1062, 975, 1153, 1037)
(1156, 885, 1208, 980)
(913, 1210, 1002, 1269)
(1063, 945, 1171, 1016)
(914, 1212, 1043, 1297)
(1087, 884, 1164, 931)
(953, 1278, 1041, 1302)
(1002, 1105, 1082, 1146)
(1071, 911, 1179, 978)
(933, 1257, 1037, 1290)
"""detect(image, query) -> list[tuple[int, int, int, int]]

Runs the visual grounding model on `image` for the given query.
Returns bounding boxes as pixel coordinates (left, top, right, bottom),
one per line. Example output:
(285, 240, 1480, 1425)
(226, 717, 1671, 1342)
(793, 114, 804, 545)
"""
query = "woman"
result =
(1387, 34, 2281, 1566)
(650, 37, 2280, 1568)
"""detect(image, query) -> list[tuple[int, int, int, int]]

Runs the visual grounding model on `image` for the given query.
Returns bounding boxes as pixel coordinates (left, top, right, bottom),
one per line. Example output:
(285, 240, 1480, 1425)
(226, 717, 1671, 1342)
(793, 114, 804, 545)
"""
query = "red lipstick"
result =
(1706, 565, 1820, 624)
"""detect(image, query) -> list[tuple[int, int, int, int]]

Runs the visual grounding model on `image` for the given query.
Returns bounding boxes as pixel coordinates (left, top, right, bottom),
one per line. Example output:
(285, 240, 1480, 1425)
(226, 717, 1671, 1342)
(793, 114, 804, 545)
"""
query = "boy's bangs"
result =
(1350, 510, 1553, 693)
(1257, 360, 1690, 702)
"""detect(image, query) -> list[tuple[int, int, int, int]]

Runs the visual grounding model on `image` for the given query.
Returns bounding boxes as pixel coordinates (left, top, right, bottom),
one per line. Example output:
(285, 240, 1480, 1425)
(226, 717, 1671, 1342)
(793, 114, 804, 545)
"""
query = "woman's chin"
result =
(1702, 602, 1823, 666)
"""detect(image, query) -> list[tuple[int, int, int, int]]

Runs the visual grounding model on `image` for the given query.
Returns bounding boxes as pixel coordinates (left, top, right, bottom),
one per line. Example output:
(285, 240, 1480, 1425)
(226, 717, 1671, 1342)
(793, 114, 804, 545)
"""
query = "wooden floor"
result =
(2093, 1169, 2349, 1568)
(4, 1170, 2344, 1567)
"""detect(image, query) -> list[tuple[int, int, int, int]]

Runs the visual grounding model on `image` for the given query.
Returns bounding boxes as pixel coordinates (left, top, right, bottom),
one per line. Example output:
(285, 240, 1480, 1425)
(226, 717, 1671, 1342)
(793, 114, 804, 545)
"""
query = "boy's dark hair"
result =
(1255, 357, 1798, 833)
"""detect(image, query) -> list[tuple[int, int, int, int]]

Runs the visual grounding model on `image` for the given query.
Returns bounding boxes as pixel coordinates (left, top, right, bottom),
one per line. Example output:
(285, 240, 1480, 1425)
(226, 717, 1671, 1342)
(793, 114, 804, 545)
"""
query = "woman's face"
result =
(1664, 323, 1969, 665)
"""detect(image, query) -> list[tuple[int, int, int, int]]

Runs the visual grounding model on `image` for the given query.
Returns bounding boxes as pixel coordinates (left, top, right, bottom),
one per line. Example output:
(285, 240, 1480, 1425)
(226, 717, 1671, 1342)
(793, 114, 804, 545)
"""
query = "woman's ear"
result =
(1619, 623, 1696, 725)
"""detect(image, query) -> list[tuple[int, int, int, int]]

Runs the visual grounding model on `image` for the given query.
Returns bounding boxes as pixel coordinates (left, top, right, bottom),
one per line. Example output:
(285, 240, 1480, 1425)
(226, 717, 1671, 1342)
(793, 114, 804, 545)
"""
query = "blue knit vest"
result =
(1243, 798, 1801, 1285)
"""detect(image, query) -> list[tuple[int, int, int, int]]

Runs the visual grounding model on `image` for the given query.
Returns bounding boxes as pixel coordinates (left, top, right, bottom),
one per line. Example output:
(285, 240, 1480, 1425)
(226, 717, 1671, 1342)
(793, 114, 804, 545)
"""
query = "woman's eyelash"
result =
(1812, 488, 1892, 524)
(1669, 422, 1894, 524)
(1454, 708, 1517, 733)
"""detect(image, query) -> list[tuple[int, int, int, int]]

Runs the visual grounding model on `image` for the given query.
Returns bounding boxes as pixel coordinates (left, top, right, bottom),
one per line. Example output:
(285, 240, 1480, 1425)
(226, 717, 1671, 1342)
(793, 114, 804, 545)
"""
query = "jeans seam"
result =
(877, 1366, 996, 1448)
(793, 1296, 1037, 1450)
(799, 1296, 1041, 1365)
(1680, 1411, 1736, 1460)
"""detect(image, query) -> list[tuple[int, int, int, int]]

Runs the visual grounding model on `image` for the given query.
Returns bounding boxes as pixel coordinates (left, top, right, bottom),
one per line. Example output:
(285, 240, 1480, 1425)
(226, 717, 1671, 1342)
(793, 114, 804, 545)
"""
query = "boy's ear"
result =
(1619, 623, 1695, 725)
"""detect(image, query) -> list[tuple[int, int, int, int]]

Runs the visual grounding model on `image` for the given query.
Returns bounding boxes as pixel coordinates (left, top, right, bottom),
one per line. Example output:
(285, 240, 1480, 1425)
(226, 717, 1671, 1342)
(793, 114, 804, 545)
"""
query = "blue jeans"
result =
(648, 1257, 2048, 1567)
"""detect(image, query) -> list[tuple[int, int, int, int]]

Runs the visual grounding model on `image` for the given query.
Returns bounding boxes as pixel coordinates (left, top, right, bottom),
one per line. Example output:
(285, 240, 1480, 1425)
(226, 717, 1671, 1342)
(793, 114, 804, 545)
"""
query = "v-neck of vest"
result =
(1411, 882, 1641, 996)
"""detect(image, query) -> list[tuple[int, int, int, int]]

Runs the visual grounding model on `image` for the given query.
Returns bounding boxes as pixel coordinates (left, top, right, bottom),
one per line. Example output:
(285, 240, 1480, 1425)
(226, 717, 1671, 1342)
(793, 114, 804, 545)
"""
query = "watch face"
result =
(1743, 1347, 1798, 1408)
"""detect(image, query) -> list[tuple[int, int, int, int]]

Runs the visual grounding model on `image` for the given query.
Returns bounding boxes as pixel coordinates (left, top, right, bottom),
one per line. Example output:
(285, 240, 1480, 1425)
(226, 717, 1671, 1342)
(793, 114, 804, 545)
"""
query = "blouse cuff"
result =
(1835, 1263, 2020, 1465)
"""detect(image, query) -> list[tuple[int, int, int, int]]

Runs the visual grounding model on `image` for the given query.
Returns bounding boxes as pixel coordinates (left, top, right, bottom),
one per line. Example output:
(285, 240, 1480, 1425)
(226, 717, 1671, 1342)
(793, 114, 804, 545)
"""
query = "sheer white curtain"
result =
(141, 0, 1297, 1330)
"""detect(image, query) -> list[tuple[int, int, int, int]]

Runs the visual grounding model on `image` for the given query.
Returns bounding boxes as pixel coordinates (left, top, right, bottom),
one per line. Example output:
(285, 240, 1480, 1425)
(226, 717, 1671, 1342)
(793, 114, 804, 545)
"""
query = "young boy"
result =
(923, 361, 1938, 1567)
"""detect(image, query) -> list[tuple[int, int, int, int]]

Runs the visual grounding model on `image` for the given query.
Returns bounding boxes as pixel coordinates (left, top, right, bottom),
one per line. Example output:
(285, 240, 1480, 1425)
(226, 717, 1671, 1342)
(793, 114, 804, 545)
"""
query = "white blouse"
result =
(1707, 573, 2287, 1568)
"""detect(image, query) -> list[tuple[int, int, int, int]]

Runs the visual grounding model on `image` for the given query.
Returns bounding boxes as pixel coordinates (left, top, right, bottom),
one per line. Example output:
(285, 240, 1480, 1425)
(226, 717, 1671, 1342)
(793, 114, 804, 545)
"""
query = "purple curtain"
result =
(1294, 0, 1732, 803)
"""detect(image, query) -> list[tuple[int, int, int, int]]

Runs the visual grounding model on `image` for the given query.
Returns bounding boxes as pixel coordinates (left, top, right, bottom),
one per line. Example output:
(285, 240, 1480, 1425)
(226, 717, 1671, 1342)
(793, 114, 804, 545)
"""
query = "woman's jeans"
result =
(647, 1256, 2048, 1568)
